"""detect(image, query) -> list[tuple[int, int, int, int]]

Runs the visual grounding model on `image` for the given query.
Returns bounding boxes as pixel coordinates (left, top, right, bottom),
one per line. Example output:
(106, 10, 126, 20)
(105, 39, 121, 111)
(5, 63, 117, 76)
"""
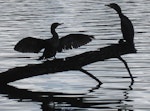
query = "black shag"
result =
(106, 3, 134, 45)
(14, 23, 94, 60)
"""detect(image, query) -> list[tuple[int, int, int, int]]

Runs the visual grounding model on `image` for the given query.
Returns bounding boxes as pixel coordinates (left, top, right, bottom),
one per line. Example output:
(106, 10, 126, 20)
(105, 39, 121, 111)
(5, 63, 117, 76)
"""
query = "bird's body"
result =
(14, 23, 94, 60)
(106, 3, 134, 45)
(39, 38, 58, 60)
(120, 14, 134, 44)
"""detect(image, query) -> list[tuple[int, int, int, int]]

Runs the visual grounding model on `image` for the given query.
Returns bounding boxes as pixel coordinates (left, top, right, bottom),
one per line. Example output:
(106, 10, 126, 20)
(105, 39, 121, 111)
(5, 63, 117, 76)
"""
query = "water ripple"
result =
(0, 0, 149, 111)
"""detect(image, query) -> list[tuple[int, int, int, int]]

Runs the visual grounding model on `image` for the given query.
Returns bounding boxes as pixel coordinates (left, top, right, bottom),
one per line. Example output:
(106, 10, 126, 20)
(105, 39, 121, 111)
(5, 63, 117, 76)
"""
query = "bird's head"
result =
(51, 22, 63, 29)
(105, 3, 122, 14)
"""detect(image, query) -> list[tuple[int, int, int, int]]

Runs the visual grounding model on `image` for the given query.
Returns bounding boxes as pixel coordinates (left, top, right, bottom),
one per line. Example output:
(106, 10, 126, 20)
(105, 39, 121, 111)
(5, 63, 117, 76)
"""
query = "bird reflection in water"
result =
(0, 84, 134, 111)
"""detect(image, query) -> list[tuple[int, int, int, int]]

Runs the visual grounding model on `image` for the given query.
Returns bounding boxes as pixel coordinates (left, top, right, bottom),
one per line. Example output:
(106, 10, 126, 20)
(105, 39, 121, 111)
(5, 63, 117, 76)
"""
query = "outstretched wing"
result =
(14, 37, 45, 53)
(58, 34, 94, 52)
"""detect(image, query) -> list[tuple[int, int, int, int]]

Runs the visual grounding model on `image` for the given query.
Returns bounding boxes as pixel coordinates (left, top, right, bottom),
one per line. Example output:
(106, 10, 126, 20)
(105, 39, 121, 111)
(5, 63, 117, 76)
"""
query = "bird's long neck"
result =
(51, 27, 59, 39)
(115, 9, 122, 18)
(118, 12, 123, 19)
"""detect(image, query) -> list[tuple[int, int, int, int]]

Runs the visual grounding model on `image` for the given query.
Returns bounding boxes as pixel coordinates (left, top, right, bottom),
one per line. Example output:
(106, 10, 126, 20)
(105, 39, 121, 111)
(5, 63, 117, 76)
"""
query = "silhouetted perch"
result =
(0, 42, 136, 84)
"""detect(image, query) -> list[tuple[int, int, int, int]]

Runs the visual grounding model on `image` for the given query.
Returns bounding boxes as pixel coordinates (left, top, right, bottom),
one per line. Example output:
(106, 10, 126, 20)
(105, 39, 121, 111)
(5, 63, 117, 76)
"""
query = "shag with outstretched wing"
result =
(14, 23, 94, 59)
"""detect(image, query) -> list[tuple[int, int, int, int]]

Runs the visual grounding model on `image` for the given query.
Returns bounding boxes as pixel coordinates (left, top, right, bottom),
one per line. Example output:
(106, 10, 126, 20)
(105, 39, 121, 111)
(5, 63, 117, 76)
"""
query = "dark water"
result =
(0, 0, 150, 111)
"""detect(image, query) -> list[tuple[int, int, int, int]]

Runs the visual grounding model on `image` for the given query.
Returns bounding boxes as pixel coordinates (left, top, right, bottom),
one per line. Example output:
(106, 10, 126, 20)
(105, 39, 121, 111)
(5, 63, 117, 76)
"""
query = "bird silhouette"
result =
(106, 3, 134, 45)
(14, 22, 94, 60)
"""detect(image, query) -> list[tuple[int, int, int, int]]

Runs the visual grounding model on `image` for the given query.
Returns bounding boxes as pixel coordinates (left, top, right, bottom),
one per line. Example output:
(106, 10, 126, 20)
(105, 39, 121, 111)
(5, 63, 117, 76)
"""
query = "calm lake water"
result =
(0, 0, 150, 111)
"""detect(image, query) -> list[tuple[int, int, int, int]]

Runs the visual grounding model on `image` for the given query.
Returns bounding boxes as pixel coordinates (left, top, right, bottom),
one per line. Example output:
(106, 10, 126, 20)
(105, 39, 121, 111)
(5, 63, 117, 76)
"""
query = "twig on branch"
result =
(118, 56, 134, 85)
(79, 68, 102, 85)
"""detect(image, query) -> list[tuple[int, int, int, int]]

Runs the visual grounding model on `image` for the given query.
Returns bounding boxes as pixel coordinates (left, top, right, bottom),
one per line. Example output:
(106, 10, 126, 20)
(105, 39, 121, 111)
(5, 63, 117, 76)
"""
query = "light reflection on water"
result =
(0, 0, 150, 111)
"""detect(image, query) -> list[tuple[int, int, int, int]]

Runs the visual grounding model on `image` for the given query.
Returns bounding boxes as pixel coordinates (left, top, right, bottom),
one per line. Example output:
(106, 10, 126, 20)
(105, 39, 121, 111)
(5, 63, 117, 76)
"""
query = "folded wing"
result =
(58, 34, 94, 52)
(14, 37, 45, 53)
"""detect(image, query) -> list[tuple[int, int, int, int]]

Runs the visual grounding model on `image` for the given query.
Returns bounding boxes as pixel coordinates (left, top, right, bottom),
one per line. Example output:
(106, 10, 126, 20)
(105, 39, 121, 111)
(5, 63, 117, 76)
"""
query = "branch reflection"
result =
(0, 83, 134, 111)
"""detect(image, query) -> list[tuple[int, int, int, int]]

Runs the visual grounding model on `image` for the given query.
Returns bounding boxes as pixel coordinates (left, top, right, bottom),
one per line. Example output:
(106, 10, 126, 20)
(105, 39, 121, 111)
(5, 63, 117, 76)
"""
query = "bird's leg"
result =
(38, 55, 44, 60)
(54, 56, 56, 59)
(118, 39, 125, 44)
(79, 68, 102, 86)
(118, 56, 134, 85)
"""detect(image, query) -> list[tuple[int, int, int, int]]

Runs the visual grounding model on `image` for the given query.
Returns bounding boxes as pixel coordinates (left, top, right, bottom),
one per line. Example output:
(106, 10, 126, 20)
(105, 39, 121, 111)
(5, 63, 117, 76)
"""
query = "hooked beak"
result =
(105, 4, 110, 7)
(59, 23, 64, 25)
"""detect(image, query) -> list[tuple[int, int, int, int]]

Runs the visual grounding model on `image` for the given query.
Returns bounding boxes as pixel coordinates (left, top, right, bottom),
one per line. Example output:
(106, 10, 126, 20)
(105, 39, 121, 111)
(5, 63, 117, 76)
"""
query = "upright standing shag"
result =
(14, 22, 94, 60)
(106, 3, 134, 45)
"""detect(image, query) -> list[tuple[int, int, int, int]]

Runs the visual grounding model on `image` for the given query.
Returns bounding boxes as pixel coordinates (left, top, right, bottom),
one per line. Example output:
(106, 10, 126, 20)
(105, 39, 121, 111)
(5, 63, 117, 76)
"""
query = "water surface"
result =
(0, 0, 150, 111)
